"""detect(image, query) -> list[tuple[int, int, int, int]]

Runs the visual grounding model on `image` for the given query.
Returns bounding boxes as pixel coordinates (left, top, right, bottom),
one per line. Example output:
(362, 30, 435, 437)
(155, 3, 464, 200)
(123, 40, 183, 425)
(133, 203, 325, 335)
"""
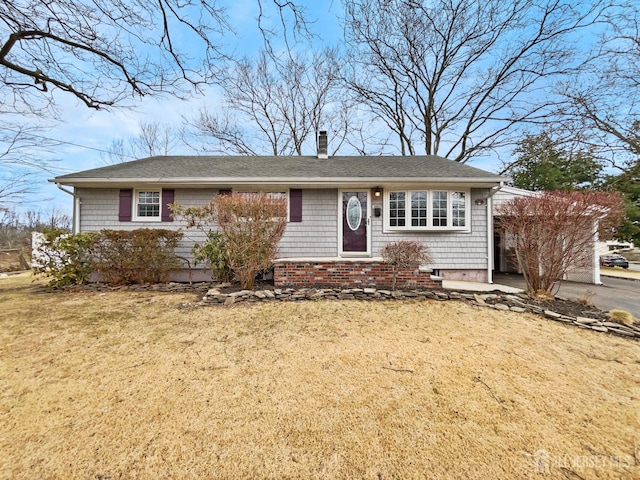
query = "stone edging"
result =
(54, 282, 639, 340)
(202, 286, 640, 340)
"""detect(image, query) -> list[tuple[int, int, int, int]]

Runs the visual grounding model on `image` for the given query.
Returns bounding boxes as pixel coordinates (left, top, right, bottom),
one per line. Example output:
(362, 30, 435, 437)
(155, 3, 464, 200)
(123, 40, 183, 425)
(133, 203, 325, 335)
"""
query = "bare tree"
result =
(101, 120, 186, 164)
(0, 0, 315, 206)
(0, 170, 36, 205)
(342, 0, 613, 161)
(256, 0, 312, 57)
(0, 206, 70, 249)
(496, 191, 624, 295)
(185, 49, 365, 156)
(0, 121, 60, 204)
(555, 5, 640, 172)
(0, 1, 315, 116)
(0, 0, 233, 115)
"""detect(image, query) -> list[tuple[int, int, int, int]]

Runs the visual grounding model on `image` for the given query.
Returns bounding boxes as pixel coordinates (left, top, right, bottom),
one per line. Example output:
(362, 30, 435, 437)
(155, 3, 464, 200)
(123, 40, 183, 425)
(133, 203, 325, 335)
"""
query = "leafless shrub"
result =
(381, 240, 433, 290)
(497, 191, 624, 295)
(213, 194, 287, 290)
(172, 193, 288, 289)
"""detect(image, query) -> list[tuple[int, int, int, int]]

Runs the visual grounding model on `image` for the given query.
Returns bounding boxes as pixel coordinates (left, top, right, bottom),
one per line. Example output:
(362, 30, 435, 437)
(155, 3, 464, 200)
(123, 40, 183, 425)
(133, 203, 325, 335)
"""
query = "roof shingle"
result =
(53, 155, 505, 184)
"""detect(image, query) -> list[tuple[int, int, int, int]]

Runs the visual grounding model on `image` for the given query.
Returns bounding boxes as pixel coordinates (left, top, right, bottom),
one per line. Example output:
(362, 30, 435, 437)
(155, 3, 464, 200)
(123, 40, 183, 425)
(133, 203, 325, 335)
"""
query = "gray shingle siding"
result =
(370, 189, 489, 270)
(279, 189, 338, 257)
(77, 186, 490, 271)
(78, 188, 217, 259)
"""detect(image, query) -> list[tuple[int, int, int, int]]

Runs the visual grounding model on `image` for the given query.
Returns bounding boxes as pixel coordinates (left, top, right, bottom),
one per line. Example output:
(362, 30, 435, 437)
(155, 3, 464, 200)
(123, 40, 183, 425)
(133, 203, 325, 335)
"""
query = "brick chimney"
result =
(317, 130, 328, 159)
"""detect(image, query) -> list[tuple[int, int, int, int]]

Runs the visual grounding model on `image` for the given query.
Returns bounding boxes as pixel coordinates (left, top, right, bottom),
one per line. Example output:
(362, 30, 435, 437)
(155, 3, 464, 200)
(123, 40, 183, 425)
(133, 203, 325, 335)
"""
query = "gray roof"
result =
(53, 155, 507, 187)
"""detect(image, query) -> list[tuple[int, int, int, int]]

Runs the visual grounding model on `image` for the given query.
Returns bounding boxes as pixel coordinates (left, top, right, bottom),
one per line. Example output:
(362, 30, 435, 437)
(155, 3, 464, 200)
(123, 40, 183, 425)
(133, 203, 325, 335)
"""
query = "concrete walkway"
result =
(442, 279, 522, 294)
(441, 263, 640, 295)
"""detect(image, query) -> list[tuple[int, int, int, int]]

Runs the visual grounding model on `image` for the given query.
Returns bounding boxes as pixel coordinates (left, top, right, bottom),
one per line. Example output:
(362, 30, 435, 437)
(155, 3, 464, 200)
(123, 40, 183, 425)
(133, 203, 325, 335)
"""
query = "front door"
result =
(340, 190, 370, 255)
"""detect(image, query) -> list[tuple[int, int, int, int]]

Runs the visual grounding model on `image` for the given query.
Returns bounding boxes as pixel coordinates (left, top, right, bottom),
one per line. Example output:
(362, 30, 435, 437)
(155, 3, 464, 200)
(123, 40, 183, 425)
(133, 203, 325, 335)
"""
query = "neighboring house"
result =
(493, 185, 602, 285)
(597, 240, 634, 255)
(51, 133, 508, 287)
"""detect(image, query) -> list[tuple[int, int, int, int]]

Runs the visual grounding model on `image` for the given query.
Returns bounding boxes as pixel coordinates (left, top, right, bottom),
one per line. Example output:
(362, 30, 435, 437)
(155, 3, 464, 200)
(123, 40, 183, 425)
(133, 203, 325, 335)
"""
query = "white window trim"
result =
(232, 189, 291, 221)
(383, 189, 471, 232)
(132, 188, 162, 222)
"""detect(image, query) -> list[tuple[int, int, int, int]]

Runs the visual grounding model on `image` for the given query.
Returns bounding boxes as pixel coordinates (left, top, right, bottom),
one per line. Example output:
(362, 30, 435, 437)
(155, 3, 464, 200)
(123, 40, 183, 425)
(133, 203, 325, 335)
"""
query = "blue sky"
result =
(14, 1, 346, 214)
(8, 0, 546, 214)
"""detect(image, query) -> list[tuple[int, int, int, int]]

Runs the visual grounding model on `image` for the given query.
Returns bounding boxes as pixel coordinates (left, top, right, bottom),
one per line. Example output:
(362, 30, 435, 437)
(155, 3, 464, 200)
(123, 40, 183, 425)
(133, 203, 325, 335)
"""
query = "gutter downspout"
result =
(56, 183, 80, 234)
(486, 182, 505, 284)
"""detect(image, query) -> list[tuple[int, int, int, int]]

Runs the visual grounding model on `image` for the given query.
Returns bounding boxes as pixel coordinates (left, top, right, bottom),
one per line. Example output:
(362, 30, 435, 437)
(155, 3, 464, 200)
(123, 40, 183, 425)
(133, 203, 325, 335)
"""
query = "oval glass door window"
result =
(346, 196, 362, 231)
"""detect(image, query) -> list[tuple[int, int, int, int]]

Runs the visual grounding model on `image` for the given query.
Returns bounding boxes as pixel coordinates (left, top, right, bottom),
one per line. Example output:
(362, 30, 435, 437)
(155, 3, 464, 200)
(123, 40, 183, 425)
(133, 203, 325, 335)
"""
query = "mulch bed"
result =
(482, 292, 609, 320)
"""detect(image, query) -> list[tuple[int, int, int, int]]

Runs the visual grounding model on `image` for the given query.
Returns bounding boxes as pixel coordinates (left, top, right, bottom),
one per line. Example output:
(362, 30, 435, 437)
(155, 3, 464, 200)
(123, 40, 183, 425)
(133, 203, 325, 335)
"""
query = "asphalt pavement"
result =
(492, 271, 640, 318)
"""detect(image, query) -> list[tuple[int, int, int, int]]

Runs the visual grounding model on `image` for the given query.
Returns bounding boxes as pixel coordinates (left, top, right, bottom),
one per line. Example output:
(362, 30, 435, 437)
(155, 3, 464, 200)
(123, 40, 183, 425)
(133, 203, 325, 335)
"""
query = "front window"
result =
(234, 190, 289, 219)
(452, 191, 466, 227)
(412, 191, 428, 227)
(432, 191, 448, 227)
(385, 189, 469, 231)
(389, 192, 406, 227)
(134, 190, 161, 221)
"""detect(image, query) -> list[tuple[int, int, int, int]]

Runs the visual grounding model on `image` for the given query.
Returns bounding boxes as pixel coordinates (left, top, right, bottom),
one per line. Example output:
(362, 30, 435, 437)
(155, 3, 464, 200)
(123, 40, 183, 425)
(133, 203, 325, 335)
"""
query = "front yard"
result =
(0, 274, 638, 479)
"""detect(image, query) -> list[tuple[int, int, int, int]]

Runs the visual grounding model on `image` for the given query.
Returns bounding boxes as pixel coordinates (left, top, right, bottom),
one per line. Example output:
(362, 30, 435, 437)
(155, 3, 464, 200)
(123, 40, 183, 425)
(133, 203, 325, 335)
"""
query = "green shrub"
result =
(32, 231, 99, 288)
(192, 230, 234, 283)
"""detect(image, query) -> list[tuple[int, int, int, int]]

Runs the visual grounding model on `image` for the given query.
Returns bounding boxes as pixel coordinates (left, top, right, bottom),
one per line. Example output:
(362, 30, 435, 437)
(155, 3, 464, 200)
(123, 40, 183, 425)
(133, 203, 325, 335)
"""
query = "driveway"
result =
(493, 272, 640, 319)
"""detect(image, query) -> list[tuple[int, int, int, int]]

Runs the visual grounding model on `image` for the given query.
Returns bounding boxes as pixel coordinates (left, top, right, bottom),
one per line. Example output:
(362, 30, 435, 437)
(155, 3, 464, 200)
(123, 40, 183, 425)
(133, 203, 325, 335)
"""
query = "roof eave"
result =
(51, 176, 507, 188)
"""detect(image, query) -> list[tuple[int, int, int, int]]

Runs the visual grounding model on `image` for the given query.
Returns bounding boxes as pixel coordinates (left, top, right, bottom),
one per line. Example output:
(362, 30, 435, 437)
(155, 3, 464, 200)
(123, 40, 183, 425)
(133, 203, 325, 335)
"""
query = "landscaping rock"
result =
(576, 317, 601, 325)
(58, 278, 637, 341)
(590, 326, 608, 333)
(473, 294, 487, 305)
(607, 328, 636, 337)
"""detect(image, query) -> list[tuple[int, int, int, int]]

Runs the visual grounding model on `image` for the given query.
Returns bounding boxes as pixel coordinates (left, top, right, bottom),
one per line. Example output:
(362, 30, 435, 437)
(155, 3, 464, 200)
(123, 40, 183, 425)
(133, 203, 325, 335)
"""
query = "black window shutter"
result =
(119, 189, 132, 222)
(289, 189, 302, 222)
(219, 189, 232, 196)
(161, 189, 174, 222)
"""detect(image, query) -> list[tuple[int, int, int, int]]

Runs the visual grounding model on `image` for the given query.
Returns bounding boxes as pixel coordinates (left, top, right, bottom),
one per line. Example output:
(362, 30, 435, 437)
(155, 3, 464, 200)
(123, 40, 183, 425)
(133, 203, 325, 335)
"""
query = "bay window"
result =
(385, 189, 470, 231)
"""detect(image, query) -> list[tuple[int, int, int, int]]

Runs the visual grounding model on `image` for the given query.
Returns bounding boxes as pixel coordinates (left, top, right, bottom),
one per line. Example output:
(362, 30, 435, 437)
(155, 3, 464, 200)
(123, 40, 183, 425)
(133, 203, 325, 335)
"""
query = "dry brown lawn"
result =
(1, 274, 638, 479)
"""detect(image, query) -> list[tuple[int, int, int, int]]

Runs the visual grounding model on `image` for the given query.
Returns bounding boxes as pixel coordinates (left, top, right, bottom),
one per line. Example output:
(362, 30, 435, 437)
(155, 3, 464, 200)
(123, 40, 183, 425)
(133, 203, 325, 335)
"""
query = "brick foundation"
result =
(274, 260, 442, 289)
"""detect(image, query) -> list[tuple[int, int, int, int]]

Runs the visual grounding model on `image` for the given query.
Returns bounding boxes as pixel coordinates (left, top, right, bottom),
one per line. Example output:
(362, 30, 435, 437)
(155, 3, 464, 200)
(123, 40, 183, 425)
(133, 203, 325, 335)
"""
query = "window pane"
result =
(265, 191, 286, 199)
(452, 191, 466, 227)
(138, 204, 160, 217)
(137, 191, 160, 217)
(236, 191, 258, 198)
(389, 192, 406, 227)
(411, 191, 427, 227)
(432, 191, 447, 227)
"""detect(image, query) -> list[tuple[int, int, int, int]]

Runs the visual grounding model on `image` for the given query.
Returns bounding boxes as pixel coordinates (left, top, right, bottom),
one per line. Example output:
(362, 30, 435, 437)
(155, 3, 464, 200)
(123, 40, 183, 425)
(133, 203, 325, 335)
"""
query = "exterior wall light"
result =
(373, 186, 383, 197)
